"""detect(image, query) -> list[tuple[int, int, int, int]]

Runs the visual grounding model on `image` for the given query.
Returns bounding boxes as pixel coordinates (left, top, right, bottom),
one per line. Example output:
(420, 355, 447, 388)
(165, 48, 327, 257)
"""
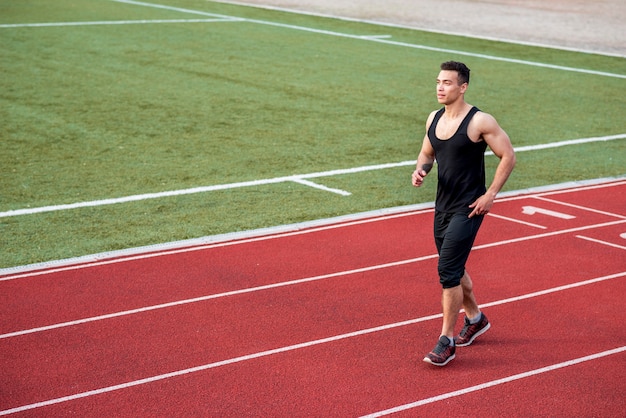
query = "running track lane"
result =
(1, 180, 624, 416)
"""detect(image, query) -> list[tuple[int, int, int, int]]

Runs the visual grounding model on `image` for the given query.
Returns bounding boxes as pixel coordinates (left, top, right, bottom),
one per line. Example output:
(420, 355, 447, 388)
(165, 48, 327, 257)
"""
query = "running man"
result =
(412, 61, 516, 366)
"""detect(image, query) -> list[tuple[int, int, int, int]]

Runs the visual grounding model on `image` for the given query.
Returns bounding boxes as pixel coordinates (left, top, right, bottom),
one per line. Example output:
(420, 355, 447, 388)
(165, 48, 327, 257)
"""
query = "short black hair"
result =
(440, 61, 470, 85)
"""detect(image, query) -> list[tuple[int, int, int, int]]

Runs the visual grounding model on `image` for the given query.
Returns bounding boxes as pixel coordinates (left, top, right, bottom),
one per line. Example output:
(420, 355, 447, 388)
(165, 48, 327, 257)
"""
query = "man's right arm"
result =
(412, 112, 437, 187)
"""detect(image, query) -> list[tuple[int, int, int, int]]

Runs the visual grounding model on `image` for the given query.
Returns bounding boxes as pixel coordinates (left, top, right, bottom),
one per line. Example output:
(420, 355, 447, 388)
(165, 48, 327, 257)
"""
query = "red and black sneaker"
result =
(423, 336, 456, 366)
(454, 313, 491, 347)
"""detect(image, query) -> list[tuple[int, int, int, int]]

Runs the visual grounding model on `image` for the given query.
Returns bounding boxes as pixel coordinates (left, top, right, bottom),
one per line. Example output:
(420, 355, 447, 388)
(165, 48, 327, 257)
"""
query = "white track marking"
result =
(497, 179, 626, 203)
(360, 346, 626, 417)
(0, 254, 437, 339)
(0, 272, 623, 416)
(478, 271, 625, 309)
(472, 219, 626, 250)
(521, 206, 576, 220)
(576, 235, 626, 251)
(2, 220, 625, 337)
(486, 212, 547, 229)
(534, 196, 626, 219)
(1, 135, 624, 219)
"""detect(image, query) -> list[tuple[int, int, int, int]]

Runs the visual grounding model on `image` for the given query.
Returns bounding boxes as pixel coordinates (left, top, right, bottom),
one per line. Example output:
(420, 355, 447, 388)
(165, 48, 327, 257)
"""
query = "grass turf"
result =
(1, 0, 625, 268)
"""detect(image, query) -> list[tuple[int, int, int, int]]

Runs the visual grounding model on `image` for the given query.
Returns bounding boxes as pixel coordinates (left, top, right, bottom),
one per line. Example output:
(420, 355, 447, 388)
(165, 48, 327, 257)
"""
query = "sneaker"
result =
(454, 313, 491, 347)
(423, 336, 456, 366)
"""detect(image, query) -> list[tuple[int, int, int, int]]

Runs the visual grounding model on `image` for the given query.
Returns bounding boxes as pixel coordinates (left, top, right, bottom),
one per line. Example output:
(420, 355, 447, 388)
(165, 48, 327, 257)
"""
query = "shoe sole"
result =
(423, 353, 455, 366)
(456, 322, 491, 347)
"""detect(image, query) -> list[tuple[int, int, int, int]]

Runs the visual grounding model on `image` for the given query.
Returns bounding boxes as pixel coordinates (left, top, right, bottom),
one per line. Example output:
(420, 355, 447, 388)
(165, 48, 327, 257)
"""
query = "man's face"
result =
(436, 70, 466, 104)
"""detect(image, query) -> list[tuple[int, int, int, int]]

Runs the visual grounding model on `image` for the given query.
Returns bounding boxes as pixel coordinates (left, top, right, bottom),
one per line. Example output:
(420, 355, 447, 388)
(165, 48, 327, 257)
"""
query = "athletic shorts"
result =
(434, 211, 484, 289)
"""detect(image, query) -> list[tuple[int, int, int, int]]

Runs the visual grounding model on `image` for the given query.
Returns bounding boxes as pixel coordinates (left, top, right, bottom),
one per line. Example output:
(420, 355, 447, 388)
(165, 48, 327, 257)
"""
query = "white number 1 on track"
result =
(521, 206, 576, 219)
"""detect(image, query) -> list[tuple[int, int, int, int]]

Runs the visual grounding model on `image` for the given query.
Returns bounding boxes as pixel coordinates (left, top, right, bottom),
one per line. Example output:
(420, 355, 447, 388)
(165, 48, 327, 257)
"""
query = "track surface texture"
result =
(1, 179, 625, 416)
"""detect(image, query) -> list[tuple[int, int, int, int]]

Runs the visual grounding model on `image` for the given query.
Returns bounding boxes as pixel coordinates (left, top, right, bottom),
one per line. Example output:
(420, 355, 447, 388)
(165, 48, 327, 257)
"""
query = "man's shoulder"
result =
(469, 109, 499, 129)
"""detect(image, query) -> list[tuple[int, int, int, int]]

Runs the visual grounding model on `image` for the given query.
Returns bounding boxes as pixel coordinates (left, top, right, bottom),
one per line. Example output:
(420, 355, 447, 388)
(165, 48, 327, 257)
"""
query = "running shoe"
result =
(454, 313, 490, 347)
(423, 336, 455, 366)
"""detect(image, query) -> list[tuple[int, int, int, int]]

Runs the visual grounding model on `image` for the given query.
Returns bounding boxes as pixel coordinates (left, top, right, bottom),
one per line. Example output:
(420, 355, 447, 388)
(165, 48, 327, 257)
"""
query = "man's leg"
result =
(423, 285, 461, 366)
(424, 213, 484, 365)
(455, 270, 491, 346)
(461, 271, 480, 320)
(441, 284, 463, 339)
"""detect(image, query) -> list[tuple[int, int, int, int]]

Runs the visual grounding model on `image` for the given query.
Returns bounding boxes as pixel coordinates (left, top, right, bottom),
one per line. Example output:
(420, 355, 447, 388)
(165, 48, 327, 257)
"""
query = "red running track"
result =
(1, 179, 625, 416)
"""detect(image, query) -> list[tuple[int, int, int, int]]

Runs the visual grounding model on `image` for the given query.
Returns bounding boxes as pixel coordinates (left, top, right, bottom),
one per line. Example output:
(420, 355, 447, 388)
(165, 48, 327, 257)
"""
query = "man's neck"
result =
(443, 101, 471, 119)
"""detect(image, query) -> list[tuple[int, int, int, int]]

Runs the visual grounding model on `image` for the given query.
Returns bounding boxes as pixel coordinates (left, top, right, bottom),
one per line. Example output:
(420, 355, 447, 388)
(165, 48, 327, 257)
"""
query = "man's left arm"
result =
(469, 113, 516, 217)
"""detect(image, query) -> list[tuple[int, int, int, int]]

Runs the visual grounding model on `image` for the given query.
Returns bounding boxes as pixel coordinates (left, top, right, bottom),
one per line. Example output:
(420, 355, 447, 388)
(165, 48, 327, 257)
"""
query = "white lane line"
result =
(576, 235, 626, 251)
(1, 272, 623, 416)
(471, 219, 626, 250)
(0, 254, 436, 339)
(534, 196, 626, 219)
(360, 346, 626, 417)
(486, 213, 547, 229)
(2, 212, 624, 283)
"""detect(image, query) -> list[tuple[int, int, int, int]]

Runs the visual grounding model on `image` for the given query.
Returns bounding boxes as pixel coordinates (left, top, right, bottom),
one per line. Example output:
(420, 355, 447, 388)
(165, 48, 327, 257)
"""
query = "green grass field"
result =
(1, 0, 625, 269)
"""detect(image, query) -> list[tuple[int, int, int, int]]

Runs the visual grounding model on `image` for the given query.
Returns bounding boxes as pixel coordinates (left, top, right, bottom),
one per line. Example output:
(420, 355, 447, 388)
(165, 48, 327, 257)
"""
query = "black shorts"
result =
(434, 211, 484, 288)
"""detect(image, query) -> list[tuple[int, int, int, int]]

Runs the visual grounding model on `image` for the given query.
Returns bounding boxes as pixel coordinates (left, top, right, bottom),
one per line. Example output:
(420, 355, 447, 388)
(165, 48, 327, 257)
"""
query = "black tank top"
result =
(428, 106, 487, 213)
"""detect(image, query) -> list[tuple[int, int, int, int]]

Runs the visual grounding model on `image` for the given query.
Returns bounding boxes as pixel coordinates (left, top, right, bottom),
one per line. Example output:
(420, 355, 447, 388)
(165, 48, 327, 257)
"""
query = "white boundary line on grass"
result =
(0, 18, 242, 28)
(1, 271, 624, 416)
(113, 0, 626, 78)
(2, 134, 625, 218)
(5, 0, 625, 76)
(215, 0, 626, 58)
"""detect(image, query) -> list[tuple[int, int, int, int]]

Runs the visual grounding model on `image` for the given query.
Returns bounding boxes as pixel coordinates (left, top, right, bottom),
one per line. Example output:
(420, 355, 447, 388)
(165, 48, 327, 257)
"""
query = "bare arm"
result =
(412, 111, 437, 187)
(468, 112, 516, 217)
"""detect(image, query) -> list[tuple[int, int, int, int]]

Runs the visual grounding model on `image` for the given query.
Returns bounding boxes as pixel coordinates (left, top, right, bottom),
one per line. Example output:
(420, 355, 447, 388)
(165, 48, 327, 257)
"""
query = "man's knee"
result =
(439, 272, 463, 288)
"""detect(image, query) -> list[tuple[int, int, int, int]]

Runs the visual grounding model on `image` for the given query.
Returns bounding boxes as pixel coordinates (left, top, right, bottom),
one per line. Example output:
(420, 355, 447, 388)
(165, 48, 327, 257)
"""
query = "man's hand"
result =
(468, 193, 495, 217)
(412, 168, 428, 187)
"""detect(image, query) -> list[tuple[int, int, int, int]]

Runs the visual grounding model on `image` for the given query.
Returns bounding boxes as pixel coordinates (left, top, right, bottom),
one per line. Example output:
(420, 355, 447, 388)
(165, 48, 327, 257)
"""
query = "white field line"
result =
(290, 178, 351, 196)
(3, 220, 625, 337)
(117, 0, 626, 79)
(2, 134, 624, 219)
(0, 18, 241, 28)
(1, 271, 623, 416)
(113, 0, 626, 79)
(360, 345, 626, 417)
(215, 0, 626, 58)
(4, 0, 625, 74)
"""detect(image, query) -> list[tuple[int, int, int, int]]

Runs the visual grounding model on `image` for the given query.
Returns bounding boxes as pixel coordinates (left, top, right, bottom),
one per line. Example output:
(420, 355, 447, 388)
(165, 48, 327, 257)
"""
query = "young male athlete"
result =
(412, 61, 516, 366)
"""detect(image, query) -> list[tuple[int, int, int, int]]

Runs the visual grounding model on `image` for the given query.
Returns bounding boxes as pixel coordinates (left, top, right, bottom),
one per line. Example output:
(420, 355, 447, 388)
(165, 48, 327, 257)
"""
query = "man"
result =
(412, 61, 516, 366)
